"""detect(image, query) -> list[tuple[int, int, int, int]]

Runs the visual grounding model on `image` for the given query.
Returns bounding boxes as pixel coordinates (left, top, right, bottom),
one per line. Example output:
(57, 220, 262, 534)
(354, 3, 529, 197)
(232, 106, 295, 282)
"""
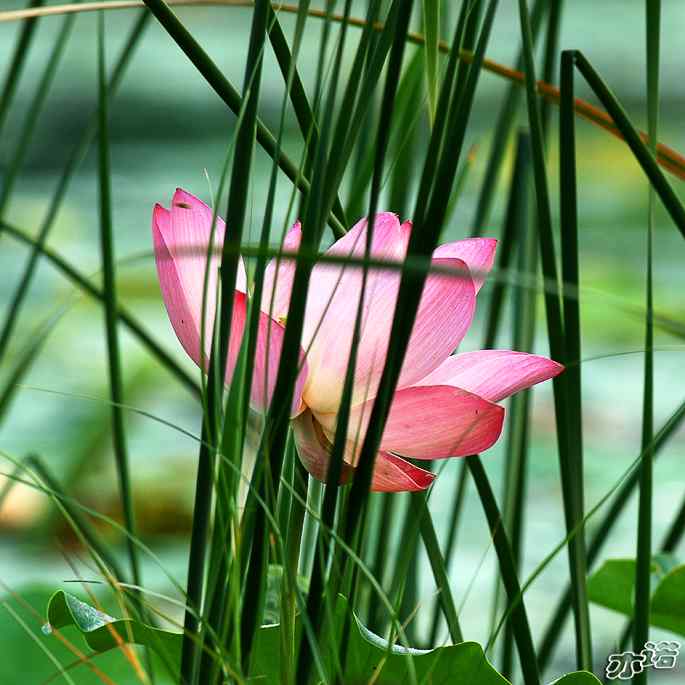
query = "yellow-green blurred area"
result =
(0, 1, 684, 682)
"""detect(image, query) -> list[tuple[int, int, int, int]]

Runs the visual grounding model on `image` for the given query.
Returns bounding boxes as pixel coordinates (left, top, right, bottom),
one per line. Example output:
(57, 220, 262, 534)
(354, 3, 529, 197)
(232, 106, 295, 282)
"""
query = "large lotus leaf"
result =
(587, 554, 685, 638)
(0, 585, 175, 684)
(46, 589, 182, 667)
(44, 588, 601, 684)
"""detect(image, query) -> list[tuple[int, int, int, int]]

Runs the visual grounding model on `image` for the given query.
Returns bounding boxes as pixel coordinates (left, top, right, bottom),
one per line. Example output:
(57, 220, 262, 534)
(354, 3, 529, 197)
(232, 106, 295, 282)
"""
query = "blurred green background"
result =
(0, 1, 684, 682)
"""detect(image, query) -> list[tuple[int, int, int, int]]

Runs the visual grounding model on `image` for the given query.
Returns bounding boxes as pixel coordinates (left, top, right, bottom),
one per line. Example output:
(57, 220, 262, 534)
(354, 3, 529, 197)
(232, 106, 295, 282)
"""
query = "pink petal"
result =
(396, 257, 476, 390)
(292, 410, 354, 483)
(322, 384, 504, 460)
(301, 213, 408, 412)
(433, 237, 497, 293)
(153, 205, 244, 369)
(415, 349, 563, 402)
(302, 219, 478, 415)
(168, 188, 247, 293)
(371, 452, 435, 492)
(250, 310, 309, 417)
(260, 221, 302, 320)
(292, 412, 434, 492)
(153, 191, 306, 416)
(151, 189, 248, 356)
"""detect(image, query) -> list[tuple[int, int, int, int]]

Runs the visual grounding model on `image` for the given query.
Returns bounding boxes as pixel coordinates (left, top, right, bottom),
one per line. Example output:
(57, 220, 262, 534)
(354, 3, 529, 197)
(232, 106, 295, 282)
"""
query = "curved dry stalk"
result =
(2, 0, 684, 183)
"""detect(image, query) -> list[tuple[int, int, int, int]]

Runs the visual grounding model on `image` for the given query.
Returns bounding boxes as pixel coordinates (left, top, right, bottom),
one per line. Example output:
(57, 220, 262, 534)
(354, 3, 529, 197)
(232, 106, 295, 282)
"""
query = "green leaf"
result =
(551, 673, 602, 685)
(253, 595, 506, 684)
(422, 0, 440, 123)
(43, 590, 599, 684)
(45, 590, 182, 666)
(1, 586, 173, 685)
(587, 556, 685, 637)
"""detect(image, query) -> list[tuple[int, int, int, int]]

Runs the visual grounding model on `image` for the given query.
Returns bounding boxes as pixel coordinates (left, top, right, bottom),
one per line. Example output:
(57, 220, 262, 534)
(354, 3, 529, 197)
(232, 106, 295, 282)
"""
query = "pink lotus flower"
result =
(152, 189, 562, 492)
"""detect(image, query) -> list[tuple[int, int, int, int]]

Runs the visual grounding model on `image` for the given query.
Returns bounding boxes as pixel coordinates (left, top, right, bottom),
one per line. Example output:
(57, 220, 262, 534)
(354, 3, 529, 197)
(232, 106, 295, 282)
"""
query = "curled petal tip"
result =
(551, 360, 565, 374)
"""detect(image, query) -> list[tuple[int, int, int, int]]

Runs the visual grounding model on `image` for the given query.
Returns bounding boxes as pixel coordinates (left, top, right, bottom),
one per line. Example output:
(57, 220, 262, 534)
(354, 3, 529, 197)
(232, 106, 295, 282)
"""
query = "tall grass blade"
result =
(572, 50, 685, 237)
(223, 0, 270, 672)
(470, 0, 544, 235)
(419, 501, 463, 644)
(422, 0, 440, 123)
(468, 456, 539, 685)
(518, 0, 592, 670)
(367, 493, 396, 633)
(633, 3, 659, 679)
(498, 147, 536, 679)
(295, 2, 416, 681)
(427, 462, 467, 645)
(96, 10, 140, 591)
(266, 5, 347, 229)
(344, 0, 501, 553)
(539, 0, 563, 134)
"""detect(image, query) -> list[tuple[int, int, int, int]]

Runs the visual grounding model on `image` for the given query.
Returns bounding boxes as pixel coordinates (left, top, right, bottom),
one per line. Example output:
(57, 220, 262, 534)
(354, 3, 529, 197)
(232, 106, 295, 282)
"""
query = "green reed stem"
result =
(572, 50, 685, 238)
(96, 8, 141, 592)
(468, 456, 539, 685)
(419, 503, 463, 644)
(633, 3, 659, 680)
(518, 0, 592, 670)
(470, 0, 545, 235)
(499, 154, 537, 679)
(427, 462, 467, 645)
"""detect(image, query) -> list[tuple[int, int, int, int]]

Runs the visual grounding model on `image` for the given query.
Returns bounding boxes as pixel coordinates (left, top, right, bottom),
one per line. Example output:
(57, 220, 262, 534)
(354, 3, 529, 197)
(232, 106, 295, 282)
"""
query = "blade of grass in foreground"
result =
(96, 9, 140, 593)
(294, 2, 406, 681)
(182, 0, 272, 678)
(468, 456, 539, 685)
(483, 128, 532, 669)
(422, 0, 440, 123)
(343, 0, 500, 555)
(419, 500, 463, 644)
(498, 151, 537, 680)
(339, 11, 506, 669)
(221, 0, 271, 675)
(470, 0, 545, 235)
(633, 3, 659, 680)
(266, 5, 348, 230)
(517, 0, 592, 671)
